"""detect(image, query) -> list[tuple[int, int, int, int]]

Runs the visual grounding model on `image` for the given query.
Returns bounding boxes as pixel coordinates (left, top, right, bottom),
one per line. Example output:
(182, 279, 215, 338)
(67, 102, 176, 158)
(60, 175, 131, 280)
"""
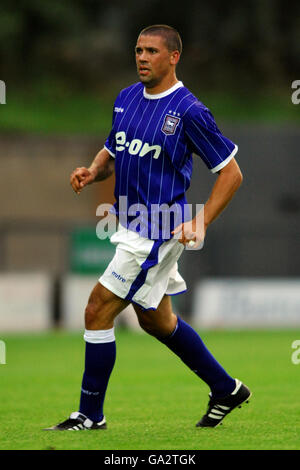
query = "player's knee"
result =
(137, 315, 157, 336)
(138, 315, 174, 338)
(84, 295, 108, 329)
(84, 284, 124, 329)
(84, 283, 112, 329)
(84, 303, 100, 329)
(141, 324, 158, 337)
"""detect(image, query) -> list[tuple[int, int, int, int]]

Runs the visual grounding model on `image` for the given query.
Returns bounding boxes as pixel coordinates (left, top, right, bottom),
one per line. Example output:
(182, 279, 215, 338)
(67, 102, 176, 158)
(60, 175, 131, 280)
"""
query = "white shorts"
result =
(99, 224, 186, 310)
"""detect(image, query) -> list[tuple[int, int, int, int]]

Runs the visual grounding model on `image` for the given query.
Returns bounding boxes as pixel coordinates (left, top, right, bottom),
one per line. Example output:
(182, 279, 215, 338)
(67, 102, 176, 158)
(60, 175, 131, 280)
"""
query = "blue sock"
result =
(79, 329, 116, 422)
(159, 316, 236, 398)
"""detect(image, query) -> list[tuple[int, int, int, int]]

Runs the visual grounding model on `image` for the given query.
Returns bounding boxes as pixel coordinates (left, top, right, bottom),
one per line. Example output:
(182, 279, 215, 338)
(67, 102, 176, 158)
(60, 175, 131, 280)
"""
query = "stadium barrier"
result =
(0, 273, 52, 331)
(2, 274, 300, 332)
(192, 278, 300, 329)
(0, 272, 140, 332)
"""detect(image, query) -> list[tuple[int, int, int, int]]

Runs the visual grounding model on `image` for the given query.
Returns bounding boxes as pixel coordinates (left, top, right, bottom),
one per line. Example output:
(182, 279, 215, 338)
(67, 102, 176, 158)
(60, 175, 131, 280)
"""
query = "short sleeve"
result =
(104, 127, 116, 158)
(184, 104, 238, 173)
(104, 95, 122, 158)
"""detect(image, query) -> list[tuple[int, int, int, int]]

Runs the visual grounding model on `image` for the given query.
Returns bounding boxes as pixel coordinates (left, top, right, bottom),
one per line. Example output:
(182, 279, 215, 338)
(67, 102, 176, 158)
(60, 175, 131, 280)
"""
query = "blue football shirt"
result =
(104, 81, 238, 240)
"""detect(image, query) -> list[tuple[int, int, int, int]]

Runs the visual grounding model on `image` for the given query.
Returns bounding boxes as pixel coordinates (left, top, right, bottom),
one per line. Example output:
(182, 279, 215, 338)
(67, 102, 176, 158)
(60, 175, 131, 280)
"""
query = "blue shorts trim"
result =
(125, 240, 164, 303)
(166, 289, 187, 297)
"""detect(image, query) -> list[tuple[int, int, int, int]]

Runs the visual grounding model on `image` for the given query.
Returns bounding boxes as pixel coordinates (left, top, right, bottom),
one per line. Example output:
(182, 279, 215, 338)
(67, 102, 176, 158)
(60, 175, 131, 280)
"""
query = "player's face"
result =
(135, 34, 177, 89)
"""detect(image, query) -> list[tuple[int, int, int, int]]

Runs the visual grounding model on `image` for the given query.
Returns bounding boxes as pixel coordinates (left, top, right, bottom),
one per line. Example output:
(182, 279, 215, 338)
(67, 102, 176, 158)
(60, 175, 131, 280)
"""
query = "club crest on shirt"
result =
(161, 114, 181, 135)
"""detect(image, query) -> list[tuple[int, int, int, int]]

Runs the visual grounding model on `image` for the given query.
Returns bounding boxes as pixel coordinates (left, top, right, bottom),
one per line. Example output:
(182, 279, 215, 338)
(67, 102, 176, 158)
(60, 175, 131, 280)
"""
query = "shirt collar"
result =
(143, 81, 184, 100)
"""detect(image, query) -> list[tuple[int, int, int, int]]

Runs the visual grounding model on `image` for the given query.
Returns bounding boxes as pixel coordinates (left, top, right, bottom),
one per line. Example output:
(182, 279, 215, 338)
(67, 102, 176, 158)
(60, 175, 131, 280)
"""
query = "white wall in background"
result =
(0, 273, 51, 331)
(192, 278, 300, 329)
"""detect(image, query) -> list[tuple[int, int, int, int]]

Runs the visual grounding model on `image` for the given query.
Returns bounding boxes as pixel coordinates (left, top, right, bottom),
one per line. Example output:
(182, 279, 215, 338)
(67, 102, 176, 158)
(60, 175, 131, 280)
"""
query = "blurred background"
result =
(1, 0, 300, 332)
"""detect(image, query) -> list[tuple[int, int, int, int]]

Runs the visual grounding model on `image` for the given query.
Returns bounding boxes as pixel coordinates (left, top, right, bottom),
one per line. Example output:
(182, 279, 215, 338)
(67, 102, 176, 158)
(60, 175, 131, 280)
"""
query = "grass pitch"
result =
(0, 328, 299, 450)
(0, 88, 299, 136)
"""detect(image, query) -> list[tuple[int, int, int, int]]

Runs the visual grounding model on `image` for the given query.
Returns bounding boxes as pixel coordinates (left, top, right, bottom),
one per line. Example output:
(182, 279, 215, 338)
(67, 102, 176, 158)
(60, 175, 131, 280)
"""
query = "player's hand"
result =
(171, 217, 206, 249)
(70, 167, 97, 194)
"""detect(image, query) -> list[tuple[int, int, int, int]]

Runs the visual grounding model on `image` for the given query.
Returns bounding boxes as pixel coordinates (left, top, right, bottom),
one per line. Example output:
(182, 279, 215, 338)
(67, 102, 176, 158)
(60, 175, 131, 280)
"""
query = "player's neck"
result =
(145, 75, 179, 95)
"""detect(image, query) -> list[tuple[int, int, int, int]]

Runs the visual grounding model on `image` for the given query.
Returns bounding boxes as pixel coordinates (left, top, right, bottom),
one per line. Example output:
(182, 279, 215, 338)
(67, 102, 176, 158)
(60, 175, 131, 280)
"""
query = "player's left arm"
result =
(173, 157, 243, 246)
(203, 156, 243, 228)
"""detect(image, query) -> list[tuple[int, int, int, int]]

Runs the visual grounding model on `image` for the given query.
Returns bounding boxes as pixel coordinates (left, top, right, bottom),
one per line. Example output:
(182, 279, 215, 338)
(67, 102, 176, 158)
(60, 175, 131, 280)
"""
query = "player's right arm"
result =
(70, 147, 115, 194)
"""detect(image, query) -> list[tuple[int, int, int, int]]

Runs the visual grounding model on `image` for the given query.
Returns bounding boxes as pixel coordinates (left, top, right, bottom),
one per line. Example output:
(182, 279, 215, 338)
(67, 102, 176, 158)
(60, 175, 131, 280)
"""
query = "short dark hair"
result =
(139, 24, 182, 54)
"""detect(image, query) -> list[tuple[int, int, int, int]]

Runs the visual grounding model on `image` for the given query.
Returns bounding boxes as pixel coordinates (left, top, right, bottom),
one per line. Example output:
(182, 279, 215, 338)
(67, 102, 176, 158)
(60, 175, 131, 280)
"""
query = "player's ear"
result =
(170, 50, 180, 66)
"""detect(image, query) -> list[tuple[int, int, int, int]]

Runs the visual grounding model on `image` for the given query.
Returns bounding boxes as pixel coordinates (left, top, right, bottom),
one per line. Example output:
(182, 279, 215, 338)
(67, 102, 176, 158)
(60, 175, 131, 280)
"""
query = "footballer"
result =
(45, 25, 251, 431)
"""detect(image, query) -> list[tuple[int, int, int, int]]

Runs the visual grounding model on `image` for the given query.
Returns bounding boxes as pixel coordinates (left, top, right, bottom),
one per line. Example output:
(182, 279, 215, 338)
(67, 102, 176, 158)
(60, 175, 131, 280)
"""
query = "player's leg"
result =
(133, 295, 236, 398)
(133, 295, 251, 427)
(78, 282, 129, 424)
(45, 282, 129, 431)
(84, 281, 130, 330)
(133, 294, 177, 337)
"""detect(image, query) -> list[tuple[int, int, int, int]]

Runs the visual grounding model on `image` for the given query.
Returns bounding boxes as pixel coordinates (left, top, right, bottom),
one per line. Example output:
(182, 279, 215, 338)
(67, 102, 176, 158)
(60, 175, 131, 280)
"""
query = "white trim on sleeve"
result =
(104, 145, 116, 158)
(210, 144, 238, 174)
